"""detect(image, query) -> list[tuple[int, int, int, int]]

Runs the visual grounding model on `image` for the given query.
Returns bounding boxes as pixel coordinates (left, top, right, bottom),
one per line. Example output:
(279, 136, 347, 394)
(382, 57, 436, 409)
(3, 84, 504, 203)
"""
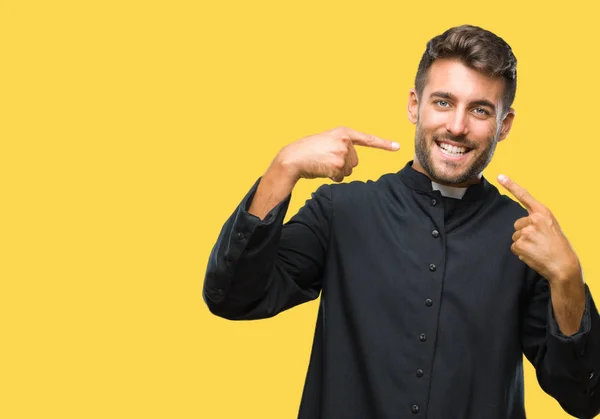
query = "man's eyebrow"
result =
(430, 91, 456, 100)
(429, 91, 497, 112)
(470, 100, 496, 112)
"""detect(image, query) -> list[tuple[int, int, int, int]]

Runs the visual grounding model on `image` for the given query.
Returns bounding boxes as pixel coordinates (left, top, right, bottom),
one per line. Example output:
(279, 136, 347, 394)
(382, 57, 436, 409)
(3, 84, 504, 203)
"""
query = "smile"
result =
(436, 141, 472, 158)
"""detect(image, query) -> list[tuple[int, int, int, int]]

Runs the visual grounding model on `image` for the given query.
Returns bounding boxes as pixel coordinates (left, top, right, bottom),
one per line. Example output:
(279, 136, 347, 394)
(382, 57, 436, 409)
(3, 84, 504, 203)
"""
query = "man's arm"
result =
(203, 127, 400, 320)
(498, 175, 600, 416)
(550, 276, 587, 337)
(521, 273, 600, 418)
(203, 176, 332, 320)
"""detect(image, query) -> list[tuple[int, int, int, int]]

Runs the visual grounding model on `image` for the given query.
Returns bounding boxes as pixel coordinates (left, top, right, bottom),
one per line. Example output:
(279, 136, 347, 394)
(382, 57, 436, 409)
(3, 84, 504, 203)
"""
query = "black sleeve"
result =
(521, 272, 600, 418)
(203, 177, 332, 320)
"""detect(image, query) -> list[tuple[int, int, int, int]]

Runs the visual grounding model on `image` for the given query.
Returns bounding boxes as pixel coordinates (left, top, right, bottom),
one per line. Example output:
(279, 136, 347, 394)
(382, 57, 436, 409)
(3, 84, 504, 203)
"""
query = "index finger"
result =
(497, 174, 544, 213)
(342, 127, 400, 151)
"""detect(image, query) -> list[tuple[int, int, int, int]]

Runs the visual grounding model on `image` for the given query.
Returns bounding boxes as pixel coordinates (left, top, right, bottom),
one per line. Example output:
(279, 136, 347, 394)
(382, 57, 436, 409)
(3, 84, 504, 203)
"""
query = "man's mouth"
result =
(435, 141, 473, 158)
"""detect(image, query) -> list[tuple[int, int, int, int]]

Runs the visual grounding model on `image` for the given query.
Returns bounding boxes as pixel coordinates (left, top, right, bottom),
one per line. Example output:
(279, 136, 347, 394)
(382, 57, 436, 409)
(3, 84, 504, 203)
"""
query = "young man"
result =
(203, 25, 600, 418)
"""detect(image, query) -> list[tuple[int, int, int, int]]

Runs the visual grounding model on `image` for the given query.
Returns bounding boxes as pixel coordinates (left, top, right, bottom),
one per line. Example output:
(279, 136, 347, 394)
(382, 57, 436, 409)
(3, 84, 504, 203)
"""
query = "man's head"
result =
(407, 25, 517, 187)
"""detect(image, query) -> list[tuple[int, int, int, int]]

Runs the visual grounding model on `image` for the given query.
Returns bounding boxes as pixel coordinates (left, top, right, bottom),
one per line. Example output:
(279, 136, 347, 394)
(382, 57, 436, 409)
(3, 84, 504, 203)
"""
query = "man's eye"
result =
(435, 100, 449, 107)
(474, 107, 490, 115)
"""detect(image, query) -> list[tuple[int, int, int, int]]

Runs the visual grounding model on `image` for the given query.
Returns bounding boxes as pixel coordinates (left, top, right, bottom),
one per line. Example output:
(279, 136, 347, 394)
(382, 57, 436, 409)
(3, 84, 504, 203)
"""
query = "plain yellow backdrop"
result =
(2, 0, 600, 418)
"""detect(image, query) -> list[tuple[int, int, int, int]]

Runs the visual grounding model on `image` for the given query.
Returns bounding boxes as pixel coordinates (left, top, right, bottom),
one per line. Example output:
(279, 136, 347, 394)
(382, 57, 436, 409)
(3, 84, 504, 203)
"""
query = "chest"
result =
(323, 193, 528, 326)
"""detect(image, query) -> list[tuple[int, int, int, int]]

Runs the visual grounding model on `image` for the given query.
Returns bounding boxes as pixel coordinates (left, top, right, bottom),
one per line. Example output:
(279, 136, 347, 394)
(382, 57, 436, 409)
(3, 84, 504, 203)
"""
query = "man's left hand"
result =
(497, 174, 582, 284)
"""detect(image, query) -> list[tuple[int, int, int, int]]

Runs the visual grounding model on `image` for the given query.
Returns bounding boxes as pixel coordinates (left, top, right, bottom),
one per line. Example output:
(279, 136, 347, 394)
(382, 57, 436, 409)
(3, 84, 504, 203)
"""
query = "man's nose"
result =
(446, 109, 469, 137)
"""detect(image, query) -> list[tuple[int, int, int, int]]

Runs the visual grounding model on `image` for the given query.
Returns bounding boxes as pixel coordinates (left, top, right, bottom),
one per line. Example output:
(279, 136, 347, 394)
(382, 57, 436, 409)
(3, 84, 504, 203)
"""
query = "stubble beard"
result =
(414, 120, 499, 186)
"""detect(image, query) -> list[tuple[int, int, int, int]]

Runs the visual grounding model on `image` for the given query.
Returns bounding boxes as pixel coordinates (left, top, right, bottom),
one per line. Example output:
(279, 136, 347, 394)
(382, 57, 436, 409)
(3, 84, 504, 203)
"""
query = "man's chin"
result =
(429, 166, 475, 186)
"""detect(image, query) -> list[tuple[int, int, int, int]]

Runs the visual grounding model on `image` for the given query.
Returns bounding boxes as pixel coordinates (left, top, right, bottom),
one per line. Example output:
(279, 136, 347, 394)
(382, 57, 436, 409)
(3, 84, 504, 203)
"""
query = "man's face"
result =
(407, 58, 515, 187)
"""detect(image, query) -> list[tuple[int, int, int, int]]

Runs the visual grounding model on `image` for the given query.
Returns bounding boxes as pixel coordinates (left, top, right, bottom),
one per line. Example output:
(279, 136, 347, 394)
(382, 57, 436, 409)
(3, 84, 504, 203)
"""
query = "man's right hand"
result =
(249, 127, 399, 220)
(273, 126, 400, 183)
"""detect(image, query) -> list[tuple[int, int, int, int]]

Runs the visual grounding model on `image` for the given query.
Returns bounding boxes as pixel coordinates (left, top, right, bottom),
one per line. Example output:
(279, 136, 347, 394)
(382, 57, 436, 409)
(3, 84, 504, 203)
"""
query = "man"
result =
(203, 25, 600, 418)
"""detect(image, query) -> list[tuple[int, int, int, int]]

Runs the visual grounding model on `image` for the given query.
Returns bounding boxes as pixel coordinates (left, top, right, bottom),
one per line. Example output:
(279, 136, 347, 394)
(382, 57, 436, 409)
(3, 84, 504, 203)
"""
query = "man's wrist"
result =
(268, 154, 301, 187)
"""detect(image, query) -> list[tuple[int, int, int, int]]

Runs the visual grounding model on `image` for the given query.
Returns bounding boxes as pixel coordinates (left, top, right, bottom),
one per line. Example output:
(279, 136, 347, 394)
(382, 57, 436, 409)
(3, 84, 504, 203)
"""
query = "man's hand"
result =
(497, 174, 581, 284)
(498, 173, 586, 335)
(274, 126, 400, 183)
(248, 127, 399, 220)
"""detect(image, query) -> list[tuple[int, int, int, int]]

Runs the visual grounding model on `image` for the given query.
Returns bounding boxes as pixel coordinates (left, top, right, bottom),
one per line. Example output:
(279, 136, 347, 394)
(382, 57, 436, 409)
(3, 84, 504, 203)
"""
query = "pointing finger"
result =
(497, 174, 544, 213)
(341, 127, 400, 151)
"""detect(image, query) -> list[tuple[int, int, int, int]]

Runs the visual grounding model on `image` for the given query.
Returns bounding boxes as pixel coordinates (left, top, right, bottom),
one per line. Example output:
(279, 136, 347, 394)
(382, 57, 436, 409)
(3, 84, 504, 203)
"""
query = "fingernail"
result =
(497, 174, 507, 183)
(391, 142, 400, 150)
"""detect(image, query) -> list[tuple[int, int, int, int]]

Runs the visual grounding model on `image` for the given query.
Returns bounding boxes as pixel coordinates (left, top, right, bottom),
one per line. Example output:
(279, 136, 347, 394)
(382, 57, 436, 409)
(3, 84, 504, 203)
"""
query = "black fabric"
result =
(204, 161, 600, 418)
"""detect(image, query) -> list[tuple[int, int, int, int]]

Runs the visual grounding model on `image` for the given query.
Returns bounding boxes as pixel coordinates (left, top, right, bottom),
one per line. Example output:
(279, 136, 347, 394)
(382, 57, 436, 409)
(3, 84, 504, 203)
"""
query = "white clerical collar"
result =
(431, 181, 468, 199)
(431, 173, 483, 199)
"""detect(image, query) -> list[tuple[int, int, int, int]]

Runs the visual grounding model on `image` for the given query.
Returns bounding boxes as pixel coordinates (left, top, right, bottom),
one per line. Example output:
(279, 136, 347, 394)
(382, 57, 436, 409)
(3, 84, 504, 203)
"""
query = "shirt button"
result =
(431, 198, 437, 206)
(425, 299, 433, 307)
(590, 372, 595, 380)
(236, 232, 245, 240)
(419, 333, 427, 342)
(431, 230, 440, 238)
(429, 264, 436, 272)
(416, 369, 424, 378)
(412, 404, 420, 413)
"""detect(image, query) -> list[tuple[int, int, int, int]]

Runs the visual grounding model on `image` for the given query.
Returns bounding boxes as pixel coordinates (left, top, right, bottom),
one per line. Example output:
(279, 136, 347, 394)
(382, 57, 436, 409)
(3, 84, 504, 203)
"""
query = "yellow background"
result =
(2, 0, 599, 418)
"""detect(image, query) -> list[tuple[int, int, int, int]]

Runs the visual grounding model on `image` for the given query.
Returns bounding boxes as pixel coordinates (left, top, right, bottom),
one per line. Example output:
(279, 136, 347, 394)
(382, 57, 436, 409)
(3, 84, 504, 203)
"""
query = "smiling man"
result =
(410, 57, 514, 187)
(203, 25, 600, 418)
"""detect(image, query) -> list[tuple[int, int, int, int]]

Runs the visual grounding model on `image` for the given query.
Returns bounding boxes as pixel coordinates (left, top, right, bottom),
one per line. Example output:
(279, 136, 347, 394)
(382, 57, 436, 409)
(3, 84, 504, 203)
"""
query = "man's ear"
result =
(408, 88, 419, 125)
(498, 108, 515, 142)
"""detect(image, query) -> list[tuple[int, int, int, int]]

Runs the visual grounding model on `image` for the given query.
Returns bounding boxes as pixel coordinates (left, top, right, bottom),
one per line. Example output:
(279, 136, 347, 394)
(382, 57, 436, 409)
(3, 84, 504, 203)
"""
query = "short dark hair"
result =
(415, 25, 517, 114)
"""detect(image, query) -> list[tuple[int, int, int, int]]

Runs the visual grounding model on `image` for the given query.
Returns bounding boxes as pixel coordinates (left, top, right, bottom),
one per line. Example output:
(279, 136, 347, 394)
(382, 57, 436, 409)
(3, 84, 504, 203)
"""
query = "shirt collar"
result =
(431, 181, 468, 199)
(397, 160, 491, 201)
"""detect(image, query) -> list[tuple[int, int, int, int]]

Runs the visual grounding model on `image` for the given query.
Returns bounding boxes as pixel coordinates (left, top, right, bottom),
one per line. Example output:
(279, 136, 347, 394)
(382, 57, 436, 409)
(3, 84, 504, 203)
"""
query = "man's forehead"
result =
(423, 59, 505, 104)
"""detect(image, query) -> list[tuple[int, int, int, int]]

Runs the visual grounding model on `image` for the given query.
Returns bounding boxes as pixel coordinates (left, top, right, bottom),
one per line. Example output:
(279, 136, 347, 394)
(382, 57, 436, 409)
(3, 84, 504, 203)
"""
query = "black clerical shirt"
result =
(204, 161, 600, 418)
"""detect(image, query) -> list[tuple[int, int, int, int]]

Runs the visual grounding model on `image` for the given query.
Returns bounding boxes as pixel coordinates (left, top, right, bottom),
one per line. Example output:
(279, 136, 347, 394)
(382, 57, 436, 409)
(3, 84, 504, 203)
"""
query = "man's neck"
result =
(410, 158, 483, 190)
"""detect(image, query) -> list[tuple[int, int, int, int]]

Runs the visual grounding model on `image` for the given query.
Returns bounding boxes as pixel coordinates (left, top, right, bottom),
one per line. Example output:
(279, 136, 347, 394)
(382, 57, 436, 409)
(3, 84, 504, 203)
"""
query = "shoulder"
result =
(323, 172, 399, 202)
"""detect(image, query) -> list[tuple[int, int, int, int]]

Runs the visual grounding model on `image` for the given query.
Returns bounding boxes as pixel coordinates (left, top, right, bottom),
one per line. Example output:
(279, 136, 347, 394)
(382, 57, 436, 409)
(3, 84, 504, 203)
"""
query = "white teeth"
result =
(439, 142, 467, 155)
